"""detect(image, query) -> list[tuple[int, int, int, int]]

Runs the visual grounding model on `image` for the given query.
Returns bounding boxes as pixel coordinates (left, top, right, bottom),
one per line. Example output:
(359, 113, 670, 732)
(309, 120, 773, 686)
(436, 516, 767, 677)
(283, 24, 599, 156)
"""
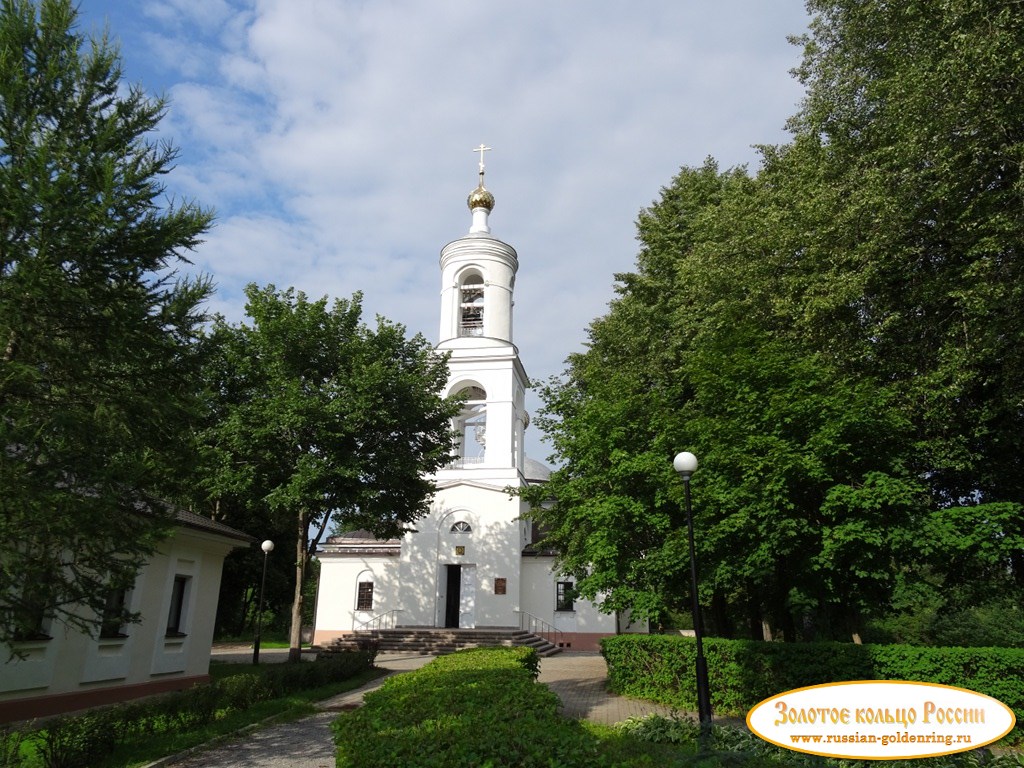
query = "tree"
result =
(526, 162, 925, 640)
(199, 284, 458, 660)
(528, 0, 1024, 644)
(0, 0, 213, 645)
(790, 0, 1024, 508)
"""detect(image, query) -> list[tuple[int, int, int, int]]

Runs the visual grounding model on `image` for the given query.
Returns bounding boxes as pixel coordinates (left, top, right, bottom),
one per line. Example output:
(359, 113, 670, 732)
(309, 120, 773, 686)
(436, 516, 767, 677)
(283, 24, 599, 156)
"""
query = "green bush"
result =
(333, 647, 612, 768)
(0, 727, 24, 768)
(216, 672, 274, 710)
(601, 635, 1024, 730)
(35, 710, 119, 768)
(617, 714, 1024, 768)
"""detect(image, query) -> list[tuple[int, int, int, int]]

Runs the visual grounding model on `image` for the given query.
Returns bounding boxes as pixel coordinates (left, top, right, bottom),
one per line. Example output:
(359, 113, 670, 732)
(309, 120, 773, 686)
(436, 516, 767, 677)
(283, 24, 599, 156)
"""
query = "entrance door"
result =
(444, 564, 462, 628)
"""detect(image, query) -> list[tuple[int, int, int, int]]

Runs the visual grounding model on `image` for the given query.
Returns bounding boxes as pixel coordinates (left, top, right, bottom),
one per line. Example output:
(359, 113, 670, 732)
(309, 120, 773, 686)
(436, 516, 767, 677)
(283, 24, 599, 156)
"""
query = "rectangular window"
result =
(100, 587, 130, 639)
(9, 591, 51, 641)
(166, 575, 190, 636)
(556, 581, 576, 612)
(356, 582, 374, 611)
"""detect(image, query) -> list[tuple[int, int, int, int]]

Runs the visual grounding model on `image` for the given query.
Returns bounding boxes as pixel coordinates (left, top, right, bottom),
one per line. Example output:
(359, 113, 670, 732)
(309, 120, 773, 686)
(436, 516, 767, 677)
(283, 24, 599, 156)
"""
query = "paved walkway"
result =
(154, 651, 679, 767)
(538, 652, 677, 723)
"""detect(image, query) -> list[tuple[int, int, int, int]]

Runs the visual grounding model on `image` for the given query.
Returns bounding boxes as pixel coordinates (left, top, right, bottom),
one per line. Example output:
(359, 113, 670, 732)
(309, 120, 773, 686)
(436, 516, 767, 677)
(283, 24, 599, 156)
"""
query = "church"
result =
(312, 151, 644, 652)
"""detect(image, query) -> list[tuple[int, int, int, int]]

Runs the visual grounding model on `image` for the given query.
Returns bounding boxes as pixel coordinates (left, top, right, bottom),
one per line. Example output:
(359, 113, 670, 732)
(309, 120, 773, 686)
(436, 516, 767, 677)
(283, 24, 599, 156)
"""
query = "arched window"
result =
(355, 570, 374, 611)
(459, 274, 484, 336)
(450, 521, 472, 533)
(453, 385, 487, 465)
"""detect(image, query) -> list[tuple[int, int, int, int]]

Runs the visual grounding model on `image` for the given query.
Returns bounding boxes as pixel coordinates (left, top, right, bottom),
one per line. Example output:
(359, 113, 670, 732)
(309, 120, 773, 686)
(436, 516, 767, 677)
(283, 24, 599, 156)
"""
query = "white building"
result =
(313, 158, 643, 651)
(0, 511, 250, 723)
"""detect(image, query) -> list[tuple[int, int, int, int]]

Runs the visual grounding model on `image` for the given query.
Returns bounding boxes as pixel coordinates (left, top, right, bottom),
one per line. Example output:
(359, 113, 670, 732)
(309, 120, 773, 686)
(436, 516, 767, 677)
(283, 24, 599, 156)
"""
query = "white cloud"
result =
(77, 0, 811, 460)
(140, 0, 235, 30)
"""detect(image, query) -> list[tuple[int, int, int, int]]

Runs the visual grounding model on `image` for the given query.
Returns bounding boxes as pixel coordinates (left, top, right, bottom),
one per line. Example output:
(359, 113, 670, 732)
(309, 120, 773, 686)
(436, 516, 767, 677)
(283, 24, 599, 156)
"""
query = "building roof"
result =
(522, 456, 552, 483)
(321, 529, 402, 556)
(324, 529, 401, 545)
(174, 509, 254, 544)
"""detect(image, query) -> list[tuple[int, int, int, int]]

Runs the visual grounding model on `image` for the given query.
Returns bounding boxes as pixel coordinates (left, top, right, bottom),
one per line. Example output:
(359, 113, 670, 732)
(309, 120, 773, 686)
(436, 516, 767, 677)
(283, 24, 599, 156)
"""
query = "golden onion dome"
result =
(467, 182, 495, 212)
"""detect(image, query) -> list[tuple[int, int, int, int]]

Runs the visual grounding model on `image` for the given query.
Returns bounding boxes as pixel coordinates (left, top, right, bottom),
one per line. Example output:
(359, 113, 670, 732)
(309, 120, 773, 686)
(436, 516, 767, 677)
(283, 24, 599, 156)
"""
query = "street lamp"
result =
(252, 539, 274, 665)
(673, 451, 713, 729)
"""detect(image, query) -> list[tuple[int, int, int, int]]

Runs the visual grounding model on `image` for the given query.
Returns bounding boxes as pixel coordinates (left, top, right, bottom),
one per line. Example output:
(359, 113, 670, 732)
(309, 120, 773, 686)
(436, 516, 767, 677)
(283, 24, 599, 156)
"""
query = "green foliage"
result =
(175, 684, 222, 731)
(0, 0, 213, 645)
(200, 284, 459, 540)
(35, 710, 119, 768)
(601, 635, 1024, 735)
(866, 573, 1024, 649)
(197, 284, 460, 654)
(0, 727, 23, 768)
(253, 650, 376, 698)
(525, 0, 1024, 640)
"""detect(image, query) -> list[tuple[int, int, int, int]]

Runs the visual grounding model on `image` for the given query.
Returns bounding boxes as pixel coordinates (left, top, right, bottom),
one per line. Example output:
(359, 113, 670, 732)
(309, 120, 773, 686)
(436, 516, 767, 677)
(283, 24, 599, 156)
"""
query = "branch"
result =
(307, 511, 332, 559)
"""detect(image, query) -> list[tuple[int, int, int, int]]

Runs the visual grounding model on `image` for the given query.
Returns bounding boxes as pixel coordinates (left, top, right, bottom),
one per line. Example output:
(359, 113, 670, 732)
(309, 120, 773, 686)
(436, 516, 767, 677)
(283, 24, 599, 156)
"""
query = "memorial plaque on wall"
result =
(494, 578, 507, 595)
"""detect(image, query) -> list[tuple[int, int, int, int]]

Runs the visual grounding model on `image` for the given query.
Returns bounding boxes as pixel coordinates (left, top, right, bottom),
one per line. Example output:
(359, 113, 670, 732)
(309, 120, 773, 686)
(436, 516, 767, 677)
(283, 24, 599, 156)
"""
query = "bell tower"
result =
(436, 146, 529, 476)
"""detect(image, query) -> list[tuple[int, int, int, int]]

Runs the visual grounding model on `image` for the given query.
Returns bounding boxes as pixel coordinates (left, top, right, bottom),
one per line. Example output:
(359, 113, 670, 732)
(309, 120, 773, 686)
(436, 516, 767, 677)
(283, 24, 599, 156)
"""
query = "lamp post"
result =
(252, 539, 274, 665)
(673, 451, 713, 729)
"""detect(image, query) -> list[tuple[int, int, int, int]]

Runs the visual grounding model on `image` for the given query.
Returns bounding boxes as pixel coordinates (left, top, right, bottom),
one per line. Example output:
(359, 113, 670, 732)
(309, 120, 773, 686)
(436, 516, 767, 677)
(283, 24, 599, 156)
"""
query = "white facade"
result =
(313, 165, 638, 651)
(0, 512, 249, 723)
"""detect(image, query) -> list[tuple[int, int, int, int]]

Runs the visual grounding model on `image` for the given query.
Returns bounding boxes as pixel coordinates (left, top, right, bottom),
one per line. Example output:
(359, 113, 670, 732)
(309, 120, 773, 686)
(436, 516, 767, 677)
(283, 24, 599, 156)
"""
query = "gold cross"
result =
(473, 143, 492, 172)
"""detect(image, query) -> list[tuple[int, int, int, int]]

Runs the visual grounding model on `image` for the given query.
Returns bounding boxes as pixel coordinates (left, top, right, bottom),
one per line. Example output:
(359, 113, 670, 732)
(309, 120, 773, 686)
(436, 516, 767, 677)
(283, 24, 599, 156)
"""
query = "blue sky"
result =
(74, 0, 811, 463)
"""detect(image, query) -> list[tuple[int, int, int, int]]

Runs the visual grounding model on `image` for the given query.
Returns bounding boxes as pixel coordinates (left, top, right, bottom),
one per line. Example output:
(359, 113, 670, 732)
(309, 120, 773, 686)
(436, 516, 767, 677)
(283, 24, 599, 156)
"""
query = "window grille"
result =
(556, 581, 576, 612)
(356, 581, 374, 611)
(460, 278, 484, 336)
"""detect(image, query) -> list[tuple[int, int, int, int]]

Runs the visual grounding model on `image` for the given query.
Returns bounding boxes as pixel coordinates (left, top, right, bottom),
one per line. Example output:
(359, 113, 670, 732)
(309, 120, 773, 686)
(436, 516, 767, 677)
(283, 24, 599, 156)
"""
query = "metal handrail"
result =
(515, 610, 564, 648)
(353, 609, 403, 632)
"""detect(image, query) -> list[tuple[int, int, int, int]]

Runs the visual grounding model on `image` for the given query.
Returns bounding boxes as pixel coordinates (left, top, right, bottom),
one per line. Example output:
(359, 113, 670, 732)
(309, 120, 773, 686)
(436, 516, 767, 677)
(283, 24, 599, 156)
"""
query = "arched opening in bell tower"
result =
(459, 272, 484, 337)
(452, 384, 486, 466)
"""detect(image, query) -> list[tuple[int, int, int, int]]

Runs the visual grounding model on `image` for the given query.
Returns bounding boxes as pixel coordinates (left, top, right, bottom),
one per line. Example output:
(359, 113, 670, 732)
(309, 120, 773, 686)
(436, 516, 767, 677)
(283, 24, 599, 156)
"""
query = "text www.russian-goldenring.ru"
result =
(789, 732, 972, 748)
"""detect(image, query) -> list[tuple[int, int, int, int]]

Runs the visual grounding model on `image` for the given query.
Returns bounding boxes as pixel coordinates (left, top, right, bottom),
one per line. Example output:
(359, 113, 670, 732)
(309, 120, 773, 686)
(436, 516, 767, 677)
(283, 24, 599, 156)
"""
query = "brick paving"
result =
(537, 652, 678, 724)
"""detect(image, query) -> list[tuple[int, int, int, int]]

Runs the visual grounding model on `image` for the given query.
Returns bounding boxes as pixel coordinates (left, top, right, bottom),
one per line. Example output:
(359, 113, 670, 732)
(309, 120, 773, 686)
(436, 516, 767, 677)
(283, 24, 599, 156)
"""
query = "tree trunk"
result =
(848, 605, 864, 645)
(288, 509, 308, 663)
(748, 600, 772, 640)
(711, 587, 732, 638)
(779, 606, 796, 642)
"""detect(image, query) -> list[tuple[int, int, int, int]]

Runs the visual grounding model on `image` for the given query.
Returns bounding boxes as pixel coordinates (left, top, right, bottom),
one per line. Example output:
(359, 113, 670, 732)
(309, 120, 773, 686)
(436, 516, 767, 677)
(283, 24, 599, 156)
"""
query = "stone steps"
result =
(319, 627, 562, 657)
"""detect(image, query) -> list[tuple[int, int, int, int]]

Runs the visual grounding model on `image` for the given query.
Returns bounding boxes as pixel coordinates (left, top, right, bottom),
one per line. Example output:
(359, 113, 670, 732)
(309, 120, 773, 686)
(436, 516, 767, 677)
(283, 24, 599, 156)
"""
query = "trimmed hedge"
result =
(617, 713, 1024, 768)
(333, 647, 613, 768)
(601, 634, 1024, 727)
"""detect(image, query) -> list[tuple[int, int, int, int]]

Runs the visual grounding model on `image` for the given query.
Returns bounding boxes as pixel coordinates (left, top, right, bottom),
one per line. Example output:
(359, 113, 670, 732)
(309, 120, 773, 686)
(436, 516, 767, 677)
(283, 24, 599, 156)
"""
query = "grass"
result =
(212, 638, 310, 649)
(582, 721, 705, 766)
